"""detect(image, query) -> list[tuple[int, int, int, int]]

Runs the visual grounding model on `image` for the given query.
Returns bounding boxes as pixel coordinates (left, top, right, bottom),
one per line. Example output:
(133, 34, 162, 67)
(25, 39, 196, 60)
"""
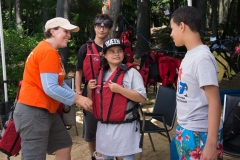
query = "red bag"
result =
(120, 30, 135, 63)
(0, 120, 21, 157)
(0, 81, 22, 158)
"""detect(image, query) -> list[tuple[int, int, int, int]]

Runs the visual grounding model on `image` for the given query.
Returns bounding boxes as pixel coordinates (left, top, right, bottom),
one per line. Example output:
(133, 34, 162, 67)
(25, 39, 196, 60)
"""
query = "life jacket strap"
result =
(101, 103, 140, 124)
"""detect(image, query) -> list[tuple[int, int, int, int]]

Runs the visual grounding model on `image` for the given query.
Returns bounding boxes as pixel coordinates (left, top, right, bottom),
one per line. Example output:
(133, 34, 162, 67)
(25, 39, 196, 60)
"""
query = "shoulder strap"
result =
(15, 81, 22, 100)
(112, 64, 133, 82)
(9, 81, 22, 120)
(86, 42, 96, 79)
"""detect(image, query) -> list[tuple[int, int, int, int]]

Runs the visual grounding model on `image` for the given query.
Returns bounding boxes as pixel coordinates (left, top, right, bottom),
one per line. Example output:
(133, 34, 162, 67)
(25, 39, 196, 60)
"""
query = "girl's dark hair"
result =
(44, 27, 60, 38)
(171, 6, 201, 33)
(101, 54, 128, 71)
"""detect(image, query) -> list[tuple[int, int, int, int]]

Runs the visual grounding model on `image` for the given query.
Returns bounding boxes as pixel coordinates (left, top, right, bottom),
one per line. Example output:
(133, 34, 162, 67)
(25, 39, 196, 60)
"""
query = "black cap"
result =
(102, 38, 126, 54)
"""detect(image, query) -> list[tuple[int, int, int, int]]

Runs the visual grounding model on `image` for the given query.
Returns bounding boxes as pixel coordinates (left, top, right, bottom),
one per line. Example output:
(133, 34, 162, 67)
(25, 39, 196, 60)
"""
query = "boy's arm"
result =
(75, 44, 86, 94)
(87, 79, 96, 100)
(75, 70, 83, 93)
(201, 85, 221, 160)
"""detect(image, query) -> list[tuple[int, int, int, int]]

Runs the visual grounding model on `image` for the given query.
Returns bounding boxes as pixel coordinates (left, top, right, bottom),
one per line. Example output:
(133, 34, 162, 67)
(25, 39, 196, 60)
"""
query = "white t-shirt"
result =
(96, 67, 147, 156)
(176, 45, 223, 132)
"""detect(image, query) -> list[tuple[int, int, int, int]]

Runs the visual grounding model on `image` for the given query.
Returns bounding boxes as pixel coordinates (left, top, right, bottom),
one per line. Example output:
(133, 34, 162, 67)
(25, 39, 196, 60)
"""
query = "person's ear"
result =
(50, 28, 56, 36)
(179, 22, 185, 32)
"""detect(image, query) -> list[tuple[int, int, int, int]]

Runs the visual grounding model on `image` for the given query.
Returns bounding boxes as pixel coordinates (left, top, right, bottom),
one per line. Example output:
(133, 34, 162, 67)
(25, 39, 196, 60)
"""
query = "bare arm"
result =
(201, 85, 221, 160)
(75, 70, 83, 93)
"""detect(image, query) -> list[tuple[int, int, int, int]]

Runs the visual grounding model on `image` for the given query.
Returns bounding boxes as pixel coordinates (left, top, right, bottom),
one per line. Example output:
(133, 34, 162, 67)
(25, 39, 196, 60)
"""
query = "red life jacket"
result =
(92, 63, 139, 123)
(139, 51, 164, 87)
(139, 51, 180, 88)
(120, 30, 134, 63)
(83, 41, 101, 82)
(123, 41, 134, 63)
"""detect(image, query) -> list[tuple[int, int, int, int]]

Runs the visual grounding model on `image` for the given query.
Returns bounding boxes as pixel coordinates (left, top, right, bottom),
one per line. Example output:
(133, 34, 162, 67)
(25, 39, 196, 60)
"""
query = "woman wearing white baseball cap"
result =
(13, 17, 92, 160)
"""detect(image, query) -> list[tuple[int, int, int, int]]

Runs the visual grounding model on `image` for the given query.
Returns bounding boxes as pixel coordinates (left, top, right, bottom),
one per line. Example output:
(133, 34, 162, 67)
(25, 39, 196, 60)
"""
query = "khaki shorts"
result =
(13, 102, 72, 160)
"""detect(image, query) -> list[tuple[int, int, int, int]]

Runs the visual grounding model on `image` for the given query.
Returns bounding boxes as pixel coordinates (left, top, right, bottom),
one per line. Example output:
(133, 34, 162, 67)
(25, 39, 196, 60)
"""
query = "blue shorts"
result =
(175, 125, 223, 160)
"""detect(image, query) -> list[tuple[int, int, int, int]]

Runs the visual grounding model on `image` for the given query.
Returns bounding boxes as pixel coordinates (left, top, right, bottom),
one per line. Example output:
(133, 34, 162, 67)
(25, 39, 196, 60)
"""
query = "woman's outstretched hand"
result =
(75, 95, 93, 112)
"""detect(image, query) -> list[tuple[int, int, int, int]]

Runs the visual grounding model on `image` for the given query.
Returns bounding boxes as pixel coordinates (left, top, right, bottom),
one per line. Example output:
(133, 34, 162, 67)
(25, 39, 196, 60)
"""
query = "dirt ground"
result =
(1, 68, 240, 160)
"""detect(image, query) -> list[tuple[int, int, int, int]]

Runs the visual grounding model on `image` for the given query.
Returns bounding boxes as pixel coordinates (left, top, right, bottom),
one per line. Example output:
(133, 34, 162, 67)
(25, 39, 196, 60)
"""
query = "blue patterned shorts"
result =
(175, 125, 223, 160)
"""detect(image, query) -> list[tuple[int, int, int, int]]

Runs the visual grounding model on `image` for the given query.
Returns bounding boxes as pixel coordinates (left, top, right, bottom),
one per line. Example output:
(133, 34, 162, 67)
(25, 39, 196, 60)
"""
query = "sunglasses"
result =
(95, 24, 110, 30)
(94, 19, 111, 27)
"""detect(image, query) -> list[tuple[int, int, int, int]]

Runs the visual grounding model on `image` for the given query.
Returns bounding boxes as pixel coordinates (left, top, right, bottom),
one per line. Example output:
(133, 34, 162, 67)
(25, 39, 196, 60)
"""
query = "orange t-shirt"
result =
(18, 41, 65, 113)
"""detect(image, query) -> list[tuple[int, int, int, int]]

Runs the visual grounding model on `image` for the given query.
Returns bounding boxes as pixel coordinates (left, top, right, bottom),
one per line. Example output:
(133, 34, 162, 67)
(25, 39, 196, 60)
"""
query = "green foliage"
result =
(151, 0, 169, 13)
(150, 0, 170, 27)
(123, 0, 137, 27)
(67, 54, 78, 73)
(71, 0, 102, 43)
(0, 28, 43, 103)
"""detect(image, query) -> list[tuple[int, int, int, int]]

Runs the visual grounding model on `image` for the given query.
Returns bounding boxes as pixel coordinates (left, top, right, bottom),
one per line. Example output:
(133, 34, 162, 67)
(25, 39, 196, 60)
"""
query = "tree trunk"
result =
(219, 0, 230, 24)
(26, 13, 30, 34)
(15, 0, 23, 31)
(117, 14, 123, 38)
(109, 0, 122, 38)
(174, 0, 179, 11)
(152, 14, 160, 27)
(42, 0, 49, 23)
(197, 0, 207, 42)
(211, 0, 218, 38)
(1, 0, 5, 19)
(169, 0, 174, 13)
(117, 0, 124, 38)
(9, 2, 12, 22)
(221, 0, 236, 39)
(56, 0, 70, 19)
(136, 0, 150, 59)
(56, 0, 71, 69)
(237, 0, 240, 35)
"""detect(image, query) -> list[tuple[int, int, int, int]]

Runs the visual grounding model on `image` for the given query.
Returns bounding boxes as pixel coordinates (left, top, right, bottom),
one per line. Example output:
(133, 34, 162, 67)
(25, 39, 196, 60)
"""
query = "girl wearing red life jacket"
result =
(87, 38, 146, 160)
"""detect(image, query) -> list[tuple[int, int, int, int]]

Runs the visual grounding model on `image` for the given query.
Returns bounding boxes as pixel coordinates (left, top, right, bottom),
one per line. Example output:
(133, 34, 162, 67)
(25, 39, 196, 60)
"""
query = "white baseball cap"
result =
(103, 38, 126, 54)
(45, 17, 79, 32)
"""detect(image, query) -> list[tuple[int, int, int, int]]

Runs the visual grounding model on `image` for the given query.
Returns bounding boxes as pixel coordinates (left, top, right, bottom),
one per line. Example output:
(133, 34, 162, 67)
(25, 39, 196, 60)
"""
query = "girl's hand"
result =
(108, 80, 122, 93)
